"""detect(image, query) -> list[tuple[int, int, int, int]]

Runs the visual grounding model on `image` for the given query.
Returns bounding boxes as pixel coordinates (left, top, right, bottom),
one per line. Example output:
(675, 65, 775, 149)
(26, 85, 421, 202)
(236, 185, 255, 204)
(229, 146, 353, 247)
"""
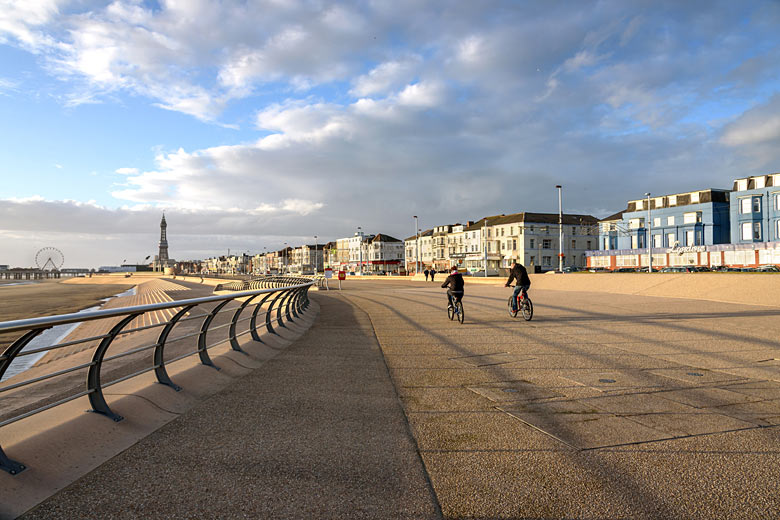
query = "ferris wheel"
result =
(35, 247, 65, 271)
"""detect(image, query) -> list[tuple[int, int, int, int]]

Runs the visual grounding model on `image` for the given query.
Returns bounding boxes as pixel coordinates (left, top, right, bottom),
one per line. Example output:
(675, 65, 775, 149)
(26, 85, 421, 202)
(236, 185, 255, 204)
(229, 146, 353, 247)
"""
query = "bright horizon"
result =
(1, 1, 779, 268)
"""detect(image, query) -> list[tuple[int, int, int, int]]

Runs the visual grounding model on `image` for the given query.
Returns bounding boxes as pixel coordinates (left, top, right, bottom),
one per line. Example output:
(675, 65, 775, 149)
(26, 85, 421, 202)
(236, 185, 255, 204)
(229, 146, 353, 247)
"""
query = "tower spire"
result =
(158, 213, 169, 270)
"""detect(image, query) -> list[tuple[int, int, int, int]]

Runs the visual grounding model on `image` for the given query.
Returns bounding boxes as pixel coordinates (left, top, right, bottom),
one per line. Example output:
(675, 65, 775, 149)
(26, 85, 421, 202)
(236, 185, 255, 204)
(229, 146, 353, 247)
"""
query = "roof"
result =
(371, 233, 402, 243)
(404, 229, 434, 241)
(465, 212, 598, 231)
(600, 210, 625, 222)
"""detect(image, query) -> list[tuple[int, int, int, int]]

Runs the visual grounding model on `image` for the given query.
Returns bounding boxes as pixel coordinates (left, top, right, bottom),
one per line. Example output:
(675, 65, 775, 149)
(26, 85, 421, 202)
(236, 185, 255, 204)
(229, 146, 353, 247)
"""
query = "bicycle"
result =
(507, 286, 533, 321)
(447, 293, 465, 324)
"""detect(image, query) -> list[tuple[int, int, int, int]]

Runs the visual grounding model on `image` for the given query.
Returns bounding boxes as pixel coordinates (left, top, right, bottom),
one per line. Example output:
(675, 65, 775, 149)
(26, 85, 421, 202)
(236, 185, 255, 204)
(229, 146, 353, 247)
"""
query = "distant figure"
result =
(424, 269, 429, 281)
(430, 268, 436, 282)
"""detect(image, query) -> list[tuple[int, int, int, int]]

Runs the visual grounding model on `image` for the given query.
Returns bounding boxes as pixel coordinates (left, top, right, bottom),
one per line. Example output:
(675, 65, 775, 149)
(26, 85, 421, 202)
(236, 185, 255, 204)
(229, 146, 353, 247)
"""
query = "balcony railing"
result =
(0, 276, 314, 475)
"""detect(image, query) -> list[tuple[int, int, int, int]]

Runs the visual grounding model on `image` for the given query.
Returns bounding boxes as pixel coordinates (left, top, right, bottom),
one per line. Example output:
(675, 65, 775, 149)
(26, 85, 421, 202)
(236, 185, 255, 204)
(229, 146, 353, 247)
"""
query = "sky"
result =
(1, 0, 779, 268)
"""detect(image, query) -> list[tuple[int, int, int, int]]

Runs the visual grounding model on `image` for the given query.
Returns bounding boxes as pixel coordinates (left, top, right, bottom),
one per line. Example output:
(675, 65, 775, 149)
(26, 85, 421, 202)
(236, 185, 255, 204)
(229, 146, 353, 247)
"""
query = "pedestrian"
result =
(430, 268, 436, 281)
(424, 268, 429, 281)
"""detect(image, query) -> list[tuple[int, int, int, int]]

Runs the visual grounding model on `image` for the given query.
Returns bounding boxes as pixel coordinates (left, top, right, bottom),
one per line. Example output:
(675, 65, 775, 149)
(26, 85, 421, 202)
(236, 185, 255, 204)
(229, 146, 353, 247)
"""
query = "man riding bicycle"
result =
(504, 260, 530, 312)
(441, 266, 464, 309)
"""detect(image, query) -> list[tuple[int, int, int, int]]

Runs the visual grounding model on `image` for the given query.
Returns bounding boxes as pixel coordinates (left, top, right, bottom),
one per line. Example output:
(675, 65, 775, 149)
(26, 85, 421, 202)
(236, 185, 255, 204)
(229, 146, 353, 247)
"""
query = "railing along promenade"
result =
(0, 276, 315, 476)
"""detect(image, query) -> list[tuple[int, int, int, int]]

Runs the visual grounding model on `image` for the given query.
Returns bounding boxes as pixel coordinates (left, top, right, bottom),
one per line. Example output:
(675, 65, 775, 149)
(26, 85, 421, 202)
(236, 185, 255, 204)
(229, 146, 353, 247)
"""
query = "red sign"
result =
(338, 270, 346, 281)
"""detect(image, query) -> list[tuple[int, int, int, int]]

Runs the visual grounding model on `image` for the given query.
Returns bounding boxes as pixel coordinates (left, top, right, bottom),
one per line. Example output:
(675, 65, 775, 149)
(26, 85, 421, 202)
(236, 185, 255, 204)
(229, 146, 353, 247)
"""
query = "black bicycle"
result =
(447, 294, 465, 324)
(507, 286, 533, 321)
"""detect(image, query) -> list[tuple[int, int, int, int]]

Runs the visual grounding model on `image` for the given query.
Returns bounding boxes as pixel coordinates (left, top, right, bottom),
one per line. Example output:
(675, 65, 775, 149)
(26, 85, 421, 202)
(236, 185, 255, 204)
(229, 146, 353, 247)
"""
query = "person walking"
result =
(424, 268, 429, 281)
(430, 268, 436, 282)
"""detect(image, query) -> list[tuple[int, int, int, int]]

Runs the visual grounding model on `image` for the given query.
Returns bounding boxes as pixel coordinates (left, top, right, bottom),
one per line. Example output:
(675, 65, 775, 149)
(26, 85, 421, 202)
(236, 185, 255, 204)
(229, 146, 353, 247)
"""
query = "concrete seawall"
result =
(350, 272, 780, 308)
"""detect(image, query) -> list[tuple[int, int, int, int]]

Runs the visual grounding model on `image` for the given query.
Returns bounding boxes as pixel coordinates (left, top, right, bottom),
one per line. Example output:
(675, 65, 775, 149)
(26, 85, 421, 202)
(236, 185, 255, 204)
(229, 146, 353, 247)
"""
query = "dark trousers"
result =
(447, 290, 463, 307)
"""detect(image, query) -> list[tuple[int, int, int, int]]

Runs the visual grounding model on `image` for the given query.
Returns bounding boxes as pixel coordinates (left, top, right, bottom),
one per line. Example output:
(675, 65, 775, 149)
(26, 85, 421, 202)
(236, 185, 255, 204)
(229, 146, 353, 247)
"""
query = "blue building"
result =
(601, 189, 731, 251)
(730, 174, 780, 244)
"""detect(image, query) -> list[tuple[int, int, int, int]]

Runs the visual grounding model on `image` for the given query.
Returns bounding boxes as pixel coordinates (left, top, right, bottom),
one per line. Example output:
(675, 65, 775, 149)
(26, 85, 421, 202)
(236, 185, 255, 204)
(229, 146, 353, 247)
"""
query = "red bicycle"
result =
(507, 286, 533, 321)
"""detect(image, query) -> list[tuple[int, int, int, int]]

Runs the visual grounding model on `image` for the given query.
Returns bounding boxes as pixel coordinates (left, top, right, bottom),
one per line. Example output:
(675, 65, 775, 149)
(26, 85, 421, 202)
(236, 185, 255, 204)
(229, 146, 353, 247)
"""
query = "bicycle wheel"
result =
(521, 298, 533, 321)
(456, 301, 465, 324)
(507, 296, 518, 318)
(447, 303, 454, 320)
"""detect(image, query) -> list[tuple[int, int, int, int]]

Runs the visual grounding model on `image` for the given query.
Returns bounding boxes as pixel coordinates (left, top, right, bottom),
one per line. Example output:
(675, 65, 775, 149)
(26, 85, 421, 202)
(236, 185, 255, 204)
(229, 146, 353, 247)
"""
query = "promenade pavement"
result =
(18, 280, 780, 518)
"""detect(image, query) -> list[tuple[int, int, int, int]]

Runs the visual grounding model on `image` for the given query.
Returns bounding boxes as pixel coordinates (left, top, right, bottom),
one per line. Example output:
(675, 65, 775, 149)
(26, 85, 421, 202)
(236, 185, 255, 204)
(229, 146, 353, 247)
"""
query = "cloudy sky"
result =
(1, 0, 779, 267)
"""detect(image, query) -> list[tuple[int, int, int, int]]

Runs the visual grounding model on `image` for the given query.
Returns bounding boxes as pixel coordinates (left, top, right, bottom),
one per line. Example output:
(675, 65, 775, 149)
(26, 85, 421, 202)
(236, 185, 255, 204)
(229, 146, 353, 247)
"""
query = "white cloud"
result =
(350, 58, 421, 97)
(116, 167, 139, 175)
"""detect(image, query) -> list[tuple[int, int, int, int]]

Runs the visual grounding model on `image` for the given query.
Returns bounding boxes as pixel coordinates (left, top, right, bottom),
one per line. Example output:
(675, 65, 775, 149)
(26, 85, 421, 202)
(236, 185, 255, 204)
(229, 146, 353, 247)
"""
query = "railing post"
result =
(0, 328, 48, 475)
(283, 288, 296, 323)
(154, 304, 195, 391)
(265, 291, 285, 335)
(87, 313, 143, 422)
(229, 294, 260, 353)
(198, 300, 231, 369)
(250, 292, 275, 342)
(276, 289, 291, 328)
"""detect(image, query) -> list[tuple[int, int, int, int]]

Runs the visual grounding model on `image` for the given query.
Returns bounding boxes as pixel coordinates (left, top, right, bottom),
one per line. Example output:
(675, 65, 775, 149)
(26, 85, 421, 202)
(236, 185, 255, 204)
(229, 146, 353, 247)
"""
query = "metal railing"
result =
(0, 276, 315, 475)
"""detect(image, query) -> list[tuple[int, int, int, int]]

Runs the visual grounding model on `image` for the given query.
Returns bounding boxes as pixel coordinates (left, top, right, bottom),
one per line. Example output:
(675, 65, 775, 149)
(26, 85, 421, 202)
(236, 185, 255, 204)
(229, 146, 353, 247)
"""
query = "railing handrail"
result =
(0, 276, 316, 476)
(0, 281, 313, 335)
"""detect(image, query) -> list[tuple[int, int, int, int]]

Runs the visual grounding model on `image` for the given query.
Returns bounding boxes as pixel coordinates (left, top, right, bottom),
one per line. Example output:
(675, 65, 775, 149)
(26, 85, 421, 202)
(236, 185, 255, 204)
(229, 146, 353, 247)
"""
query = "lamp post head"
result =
(555, 185, 562, 189)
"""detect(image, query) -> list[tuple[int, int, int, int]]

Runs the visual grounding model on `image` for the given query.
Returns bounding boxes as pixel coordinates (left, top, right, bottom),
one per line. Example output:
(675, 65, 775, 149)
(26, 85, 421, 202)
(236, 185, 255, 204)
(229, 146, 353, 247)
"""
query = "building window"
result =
(631, 235, 638, 249)
(685, 230, 694, 246)
(543, 256, 552, 266)
(512, 239, 517, 250)
(755, 176, 766, 189)
(691, 192, 700, 203)
(653, 217, 661, 227)
(737, 179, 748, 191)
(542, 239, 552, 249)
(586, 240, 592, 249)
(753, 197, 761, 213)
(629, 218, 643, 229)
(740, 198, 752, 214)
(775, 194, 780, 210)
(529, 239, 535, 249)
(571, 239, 576, 249)
(754, 222, 762, 240)
(636, 199, 644, 210)
(653, 234, 662, 247)
(741, 222, 752, 241)
(776, 220, 780, 240)
(667, 233, 675, 246)
(667, 216, 675, 225)
(683, 212, 701, 224)
(668, 195, 677, 206)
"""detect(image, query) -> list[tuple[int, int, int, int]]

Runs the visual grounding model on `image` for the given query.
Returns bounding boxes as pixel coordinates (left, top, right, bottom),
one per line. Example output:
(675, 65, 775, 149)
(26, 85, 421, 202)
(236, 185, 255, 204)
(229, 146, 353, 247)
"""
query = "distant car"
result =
(661, 266, 694, 273)
(588, 267, 609, 273)
(613, 267, 638, 273)
(561, 266, 581, 273)
(756, 265, 780, 272)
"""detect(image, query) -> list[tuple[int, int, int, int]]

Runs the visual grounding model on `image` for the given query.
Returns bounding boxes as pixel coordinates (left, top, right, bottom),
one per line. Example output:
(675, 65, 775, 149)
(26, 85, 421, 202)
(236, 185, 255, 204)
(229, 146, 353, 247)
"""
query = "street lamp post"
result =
(314, 235, 318, 275)
(646, 192, 652, 273)
(556, 185, 563, 272)
(413, 215, 419, 274)
(483, 219, 489, 278)
(284, 242, 288, 274)
(357, 227, 363, 275)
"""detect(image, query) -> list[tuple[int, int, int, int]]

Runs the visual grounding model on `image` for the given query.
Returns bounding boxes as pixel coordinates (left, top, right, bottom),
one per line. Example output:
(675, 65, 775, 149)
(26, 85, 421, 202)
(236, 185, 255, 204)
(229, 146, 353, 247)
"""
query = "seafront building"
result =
(591, 177, 780, 269)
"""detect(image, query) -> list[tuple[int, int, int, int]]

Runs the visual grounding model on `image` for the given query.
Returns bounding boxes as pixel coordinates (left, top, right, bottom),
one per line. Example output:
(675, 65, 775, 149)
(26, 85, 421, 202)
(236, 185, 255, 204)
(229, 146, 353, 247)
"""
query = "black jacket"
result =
(506, 264, 531, 286)
(441, 273, 464, 292)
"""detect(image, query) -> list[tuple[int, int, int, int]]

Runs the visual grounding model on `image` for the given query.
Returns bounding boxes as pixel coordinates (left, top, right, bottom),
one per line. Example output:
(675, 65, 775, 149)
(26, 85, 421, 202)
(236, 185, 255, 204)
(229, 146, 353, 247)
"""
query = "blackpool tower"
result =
(158, 213, 169, 270)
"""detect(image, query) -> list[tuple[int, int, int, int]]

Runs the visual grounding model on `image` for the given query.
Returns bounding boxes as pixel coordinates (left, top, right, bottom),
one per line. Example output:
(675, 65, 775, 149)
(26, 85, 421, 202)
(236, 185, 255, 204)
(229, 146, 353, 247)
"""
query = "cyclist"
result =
(441, 266, 464, 309)
(504, 260, 530, 312)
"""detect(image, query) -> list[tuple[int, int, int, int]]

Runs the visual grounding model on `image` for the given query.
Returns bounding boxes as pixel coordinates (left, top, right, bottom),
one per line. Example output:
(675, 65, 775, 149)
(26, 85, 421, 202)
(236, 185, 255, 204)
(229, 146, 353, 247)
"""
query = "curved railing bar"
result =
(87, 312, 143, 422)
(250, 292, 275, 342)
(0, 329, 48, 382)
(265, 292, 285, 335)
(154, 304, 195, 391)
(197, 300, 231, 369)
(229, 294, 260, 353)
